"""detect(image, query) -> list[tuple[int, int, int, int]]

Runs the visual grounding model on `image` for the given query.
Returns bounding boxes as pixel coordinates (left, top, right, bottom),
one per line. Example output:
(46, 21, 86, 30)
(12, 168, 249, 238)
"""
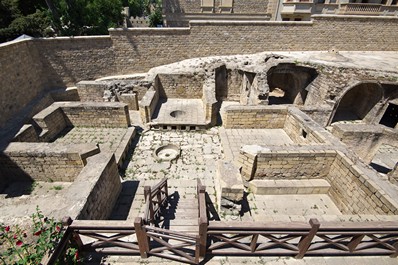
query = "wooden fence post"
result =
(295, 218, 320, 259)
(195, 235, 201, 264)
(134, 217, 150, 258)
(199, 216, 208, 257)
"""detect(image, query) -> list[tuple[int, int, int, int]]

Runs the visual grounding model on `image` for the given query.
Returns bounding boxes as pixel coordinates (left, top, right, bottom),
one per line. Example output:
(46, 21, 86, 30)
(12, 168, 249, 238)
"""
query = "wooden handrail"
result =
(144, 178, 168, 224)
(197, 179, 208, 258)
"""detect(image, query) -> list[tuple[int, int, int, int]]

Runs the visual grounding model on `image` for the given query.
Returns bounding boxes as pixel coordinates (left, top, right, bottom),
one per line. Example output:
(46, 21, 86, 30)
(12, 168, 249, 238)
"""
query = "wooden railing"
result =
(206, 218, 398, 258)
(41, 217, 142, 264)
(144, 225, 200, 264)
(197, 179, 208, 257)
(339, 3, 382, 14)
(42, 178, 398, 264)
(144, 178, 168, 225)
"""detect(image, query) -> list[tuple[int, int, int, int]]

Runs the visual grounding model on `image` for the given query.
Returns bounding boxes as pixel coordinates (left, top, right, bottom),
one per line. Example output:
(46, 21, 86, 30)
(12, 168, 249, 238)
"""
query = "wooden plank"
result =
(348, 235, 365, 252)
(208, 221, 311, 231)
(146, 231, 196, 244)
(144, 225, 198, 240)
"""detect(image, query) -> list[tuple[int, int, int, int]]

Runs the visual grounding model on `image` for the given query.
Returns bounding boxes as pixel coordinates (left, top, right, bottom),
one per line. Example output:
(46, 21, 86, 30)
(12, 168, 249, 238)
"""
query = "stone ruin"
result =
(1, 50, 398, 263)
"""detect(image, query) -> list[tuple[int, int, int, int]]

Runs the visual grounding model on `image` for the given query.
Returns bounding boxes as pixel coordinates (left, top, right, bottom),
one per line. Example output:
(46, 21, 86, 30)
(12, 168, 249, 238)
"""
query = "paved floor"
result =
(219, 128, 294, 161)
(55, 127, 128, 154)
(111, 128, 222, 222)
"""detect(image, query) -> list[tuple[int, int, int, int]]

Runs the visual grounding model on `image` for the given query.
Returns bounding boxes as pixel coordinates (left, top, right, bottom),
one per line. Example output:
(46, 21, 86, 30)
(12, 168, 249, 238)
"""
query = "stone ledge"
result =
(248, 179, 331, 195)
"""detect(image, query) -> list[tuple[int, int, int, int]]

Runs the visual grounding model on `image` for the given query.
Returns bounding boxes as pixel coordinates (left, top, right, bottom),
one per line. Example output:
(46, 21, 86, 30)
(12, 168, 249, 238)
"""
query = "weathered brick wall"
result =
(326, 151, 398, 215)
(76, 81, 108, 102)
(75, 154, 122, 220)
(1, 16, 398, 129)
(222, 105, 287, 129)
(241, 146, 398, 215)
(156, 73, 205, 98)
(32, 105, 68, 141)
(240, 148, 336, 180)
(283, 108, 327, 144)
(0, 143, 98, 184)
(163, 0, 201, 13)
(58, 102, 131, 128)
(111, 16, 398, 73)
(233, 0, 269, 13)
(34, 36, 115, 88)
(0, 40, 45, 127)
(163, 0, 269, 13)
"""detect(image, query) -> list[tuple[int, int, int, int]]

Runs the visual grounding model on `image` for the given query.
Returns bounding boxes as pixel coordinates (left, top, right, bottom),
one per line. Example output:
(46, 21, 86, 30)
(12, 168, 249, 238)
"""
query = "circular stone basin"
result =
(170, 110, 186, 118)
(154, 144, 180, 161)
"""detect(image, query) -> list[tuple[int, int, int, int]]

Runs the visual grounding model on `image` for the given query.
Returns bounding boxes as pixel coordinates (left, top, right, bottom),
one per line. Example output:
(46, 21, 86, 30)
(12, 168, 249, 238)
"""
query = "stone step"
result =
(248, 179, 331, 195)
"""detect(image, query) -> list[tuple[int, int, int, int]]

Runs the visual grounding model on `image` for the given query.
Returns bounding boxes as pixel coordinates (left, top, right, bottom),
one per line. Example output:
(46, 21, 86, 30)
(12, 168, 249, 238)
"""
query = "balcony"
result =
(338, 3, 382, 15)
(281, 0, 314, 14)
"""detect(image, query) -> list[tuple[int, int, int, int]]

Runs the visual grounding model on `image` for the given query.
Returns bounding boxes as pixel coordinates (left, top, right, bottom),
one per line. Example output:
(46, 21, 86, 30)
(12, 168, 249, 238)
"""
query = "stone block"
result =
(215, 160, 245, 204)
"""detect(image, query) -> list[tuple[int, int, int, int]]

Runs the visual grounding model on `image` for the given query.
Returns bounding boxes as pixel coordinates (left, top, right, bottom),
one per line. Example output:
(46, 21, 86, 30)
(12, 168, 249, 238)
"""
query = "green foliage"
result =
(0, 207, 66, 264)
(148, 0, 162, 27)
(50, 0, 124, 36)
(0, 0, 51, 43)
(148, 6, 162, 27)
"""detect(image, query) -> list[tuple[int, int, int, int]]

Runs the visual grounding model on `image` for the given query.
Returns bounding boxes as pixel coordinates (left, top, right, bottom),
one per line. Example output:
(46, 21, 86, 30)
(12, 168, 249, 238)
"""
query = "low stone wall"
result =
(139, 89, 159, 123)
(240, 145, 398, 215)
(327, 151, 398, 215)
(58, 102, 131, 128)
(331, 123, 398, 163)
(283, 108, 328, 145)
(0, 143, 99, 185)
(72, 154, 122, 220)
(239, 146, 336, 181)
(32, 105, 68, 141)
(222, 105, 287, 129)
(76, 81, 108, 102)
(156, 73, 205, 99)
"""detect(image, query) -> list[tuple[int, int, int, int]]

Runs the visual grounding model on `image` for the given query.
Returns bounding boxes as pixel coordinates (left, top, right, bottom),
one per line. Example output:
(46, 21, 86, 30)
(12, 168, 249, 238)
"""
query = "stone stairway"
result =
(159, 191, 199, 235)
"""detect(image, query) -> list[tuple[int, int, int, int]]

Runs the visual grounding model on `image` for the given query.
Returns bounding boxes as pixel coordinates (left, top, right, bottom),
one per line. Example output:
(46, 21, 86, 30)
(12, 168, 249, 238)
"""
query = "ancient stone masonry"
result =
(2, 22, 398, 263)
(1, 16, 398, 130)
(0, 143, 99, 183)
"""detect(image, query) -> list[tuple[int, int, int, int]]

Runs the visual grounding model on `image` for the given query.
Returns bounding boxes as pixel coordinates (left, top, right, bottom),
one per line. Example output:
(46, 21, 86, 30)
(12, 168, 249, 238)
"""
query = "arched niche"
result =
(331, 82, 384, 124)
(266, 64, 318, 105)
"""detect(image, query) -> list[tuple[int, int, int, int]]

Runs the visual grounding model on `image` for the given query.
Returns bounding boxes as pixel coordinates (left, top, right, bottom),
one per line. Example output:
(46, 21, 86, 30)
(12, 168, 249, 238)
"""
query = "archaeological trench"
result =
(1, 18, 398, 263)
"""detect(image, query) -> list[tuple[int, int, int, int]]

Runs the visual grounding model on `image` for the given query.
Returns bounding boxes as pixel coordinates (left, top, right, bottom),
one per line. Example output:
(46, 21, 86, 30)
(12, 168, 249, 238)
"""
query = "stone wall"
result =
(0, 143, 99, 184)
(156, 73, 205, 98)
(33, 37, 115, 88)
(76, 81, 108, 102)
(327, 151, 398, 215)
(32, 105, 68, 141)
(59, 102, 131, 128)
(163, 0, 269, 14)
(330, 124, 398, 164)
(240, 147, 336, 181)
(110, 16, 398, 73)
(0, 40, 45, 127)
(15, 102, 131, 144)
(240, 146, 398, 215)
(283, 108, 328, 144)
(74, 154, 122, 220)
(222, 105, 287, 129)
(232, 0, 269, 13)
(1, 16, 398, 129)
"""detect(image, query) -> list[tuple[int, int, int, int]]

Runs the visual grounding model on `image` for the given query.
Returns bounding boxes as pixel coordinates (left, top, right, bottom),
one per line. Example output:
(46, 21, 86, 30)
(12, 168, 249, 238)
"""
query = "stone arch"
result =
(266, 63, 318, 105)
(330, 82, 384, 124)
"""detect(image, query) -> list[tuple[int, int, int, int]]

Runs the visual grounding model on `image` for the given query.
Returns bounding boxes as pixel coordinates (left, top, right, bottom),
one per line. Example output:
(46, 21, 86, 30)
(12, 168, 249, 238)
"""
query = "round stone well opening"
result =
(170, 110, 186, 118)
(154, 144, 180, 161)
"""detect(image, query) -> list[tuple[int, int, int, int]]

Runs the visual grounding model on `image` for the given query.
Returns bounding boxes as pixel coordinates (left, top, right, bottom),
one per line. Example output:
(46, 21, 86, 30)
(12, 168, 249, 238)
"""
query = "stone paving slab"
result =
(220, 128, 294, 162)
(55, 127, 128, 154)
